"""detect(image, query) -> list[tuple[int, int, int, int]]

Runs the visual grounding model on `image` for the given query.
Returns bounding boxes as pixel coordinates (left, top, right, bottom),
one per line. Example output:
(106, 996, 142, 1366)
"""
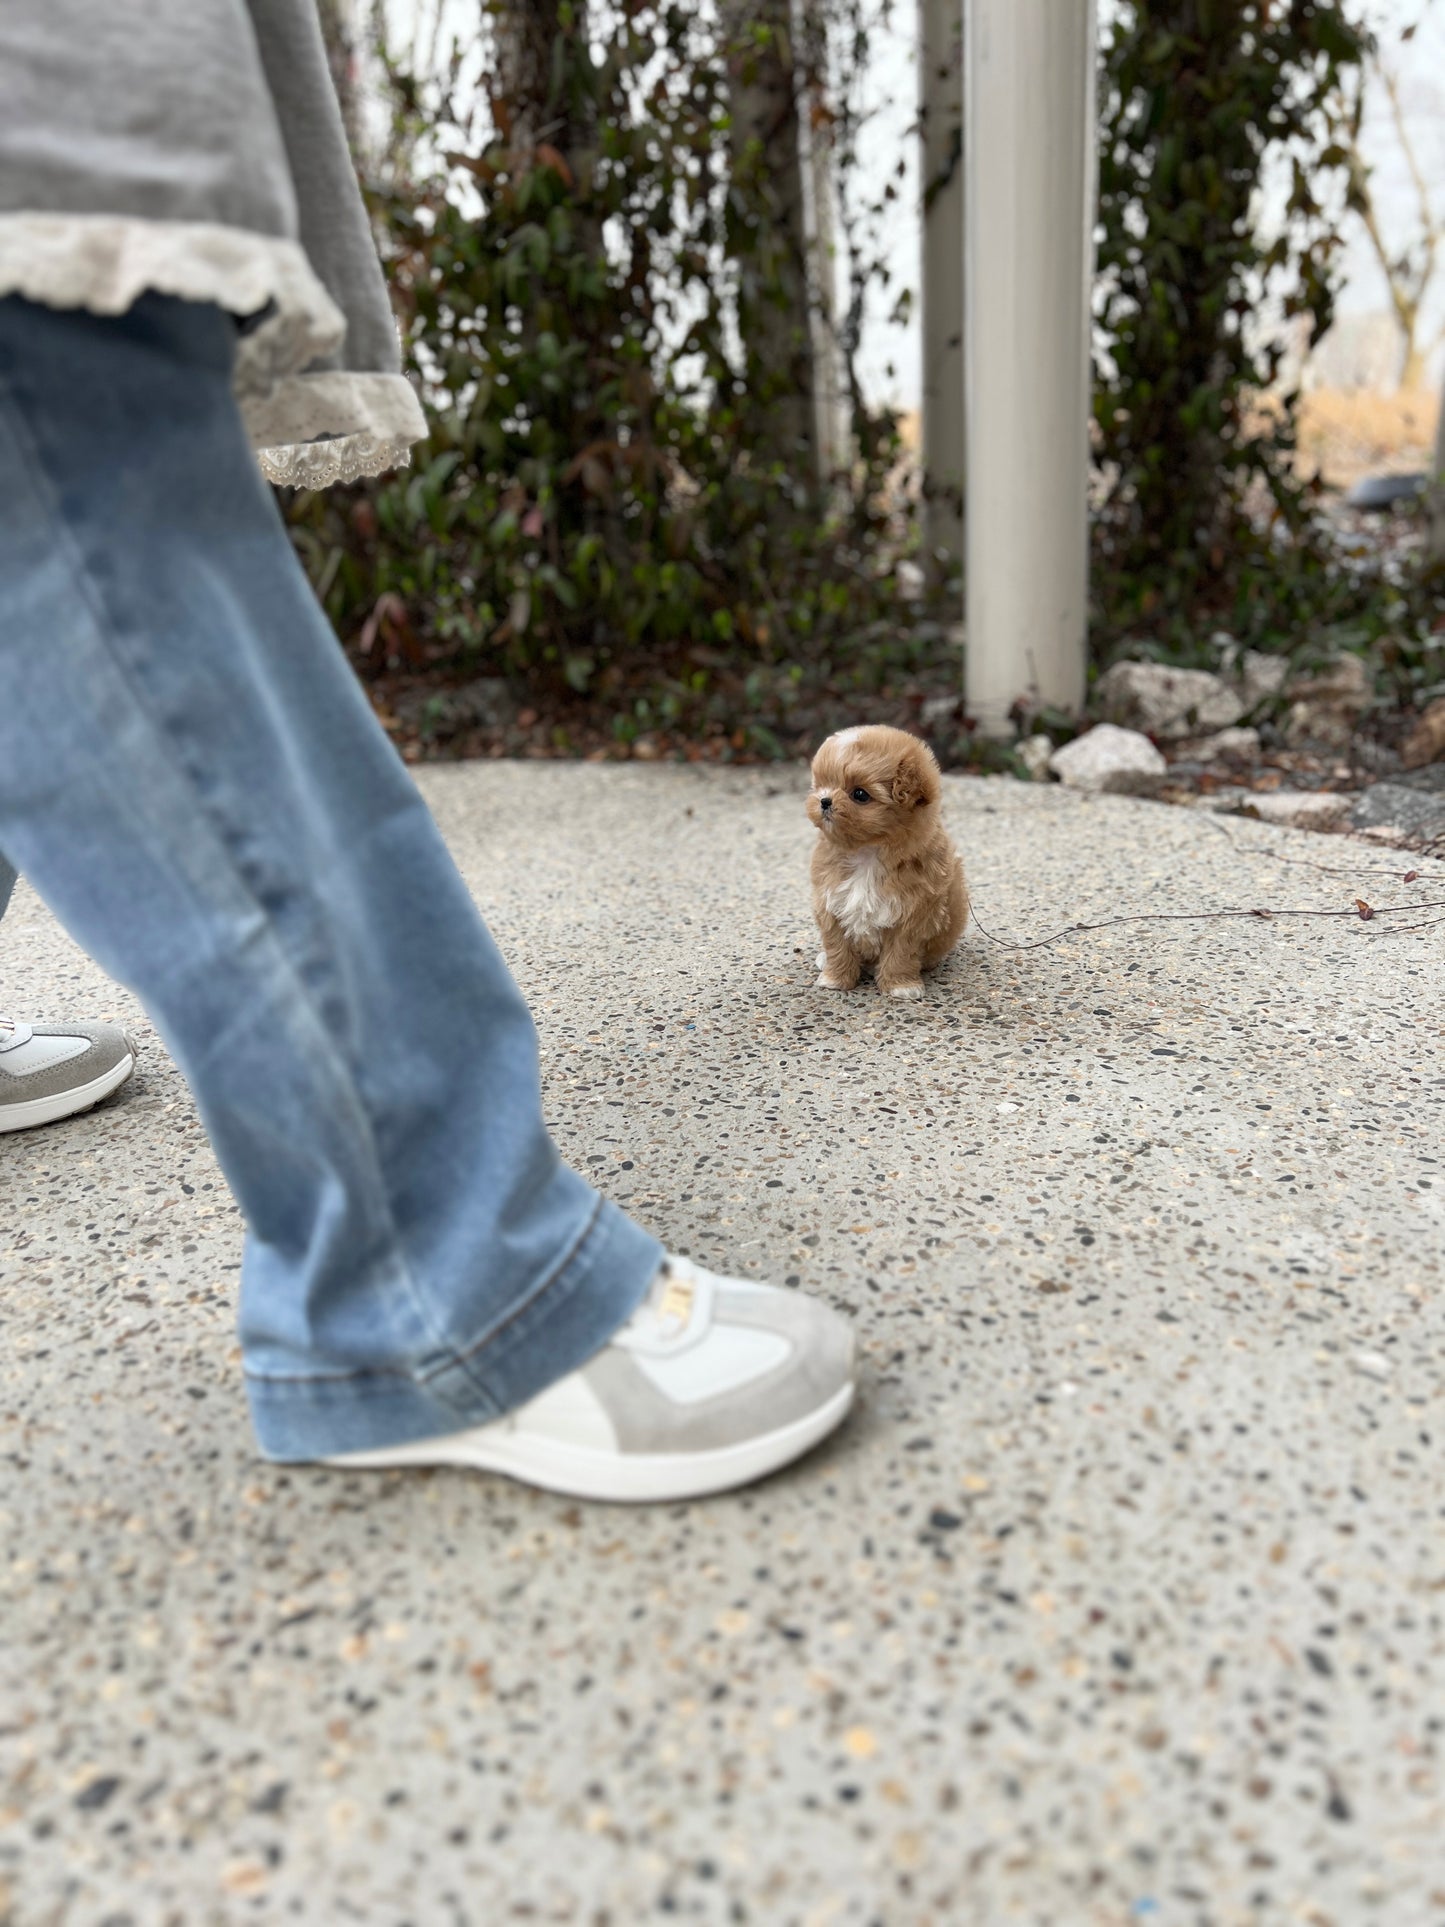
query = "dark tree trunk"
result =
(723, 0, 821, 496)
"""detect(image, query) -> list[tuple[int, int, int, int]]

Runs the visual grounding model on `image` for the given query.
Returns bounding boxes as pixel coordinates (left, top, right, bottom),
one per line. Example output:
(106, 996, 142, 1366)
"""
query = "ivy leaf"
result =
(535, 144, 575, 189)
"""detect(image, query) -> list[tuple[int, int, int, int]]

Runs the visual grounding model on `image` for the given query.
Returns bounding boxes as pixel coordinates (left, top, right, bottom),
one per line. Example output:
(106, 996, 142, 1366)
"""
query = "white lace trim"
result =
(248, 371, 426, 487)
(0, 213, 424, 484)
(0, 212, 343, 398)
(257, 428, 418, 489)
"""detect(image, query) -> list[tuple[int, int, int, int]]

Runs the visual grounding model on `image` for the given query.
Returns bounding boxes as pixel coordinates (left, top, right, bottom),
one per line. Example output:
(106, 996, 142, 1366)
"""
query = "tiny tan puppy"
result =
(806, 725, 968, 999)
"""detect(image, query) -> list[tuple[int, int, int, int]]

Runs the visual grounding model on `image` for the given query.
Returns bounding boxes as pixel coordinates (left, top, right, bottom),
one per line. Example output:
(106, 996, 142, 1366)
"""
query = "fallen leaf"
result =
(535, 142, 575, 187)
(1355, 899, 1375, 920)
(357, 591, 420, 665)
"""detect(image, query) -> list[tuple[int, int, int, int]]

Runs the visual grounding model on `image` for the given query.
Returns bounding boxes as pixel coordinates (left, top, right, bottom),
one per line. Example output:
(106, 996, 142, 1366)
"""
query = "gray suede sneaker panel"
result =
(0, 1023, 134, 1106)
(579, 1288, 855, 1456)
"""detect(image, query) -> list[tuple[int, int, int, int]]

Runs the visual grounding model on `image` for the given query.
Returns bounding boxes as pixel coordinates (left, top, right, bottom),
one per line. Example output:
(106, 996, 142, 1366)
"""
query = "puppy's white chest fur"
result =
(824, 849, 899, 952)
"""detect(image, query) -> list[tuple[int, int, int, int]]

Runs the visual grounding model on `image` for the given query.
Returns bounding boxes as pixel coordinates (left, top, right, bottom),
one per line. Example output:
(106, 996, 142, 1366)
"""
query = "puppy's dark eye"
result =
(849, 787, 871, 803)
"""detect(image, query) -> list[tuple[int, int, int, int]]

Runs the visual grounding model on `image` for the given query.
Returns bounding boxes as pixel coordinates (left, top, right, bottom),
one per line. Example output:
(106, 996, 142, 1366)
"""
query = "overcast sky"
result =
(857, 0, 1445, 403)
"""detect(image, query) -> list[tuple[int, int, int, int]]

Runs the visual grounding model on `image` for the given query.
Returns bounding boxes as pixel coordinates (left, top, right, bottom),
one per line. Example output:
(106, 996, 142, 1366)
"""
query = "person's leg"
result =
(0, 291, 662, 1457)
(0, 849, 14, 922)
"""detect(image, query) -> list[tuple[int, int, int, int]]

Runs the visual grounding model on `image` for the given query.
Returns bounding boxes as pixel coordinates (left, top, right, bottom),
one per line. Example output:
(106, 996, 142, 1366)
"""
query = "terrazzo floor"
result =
(2, 764, 1443, 1926)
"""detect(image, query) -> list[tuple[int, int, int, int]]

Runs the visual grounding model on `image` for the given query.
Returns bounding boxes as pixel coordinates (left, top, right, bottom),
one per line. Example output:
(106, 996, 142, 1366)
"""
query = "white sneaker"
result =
(0, 1017, 136, 1133)
(323, 1256, 857, 1503)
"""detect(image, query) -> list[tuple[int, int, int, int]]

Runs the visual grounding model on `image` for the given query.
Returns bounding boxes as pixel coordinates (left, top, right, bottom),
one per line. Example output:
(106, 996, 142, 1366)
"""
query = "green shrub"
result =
(284, 0, 920, 744)
(1092, 0, 1376, 657)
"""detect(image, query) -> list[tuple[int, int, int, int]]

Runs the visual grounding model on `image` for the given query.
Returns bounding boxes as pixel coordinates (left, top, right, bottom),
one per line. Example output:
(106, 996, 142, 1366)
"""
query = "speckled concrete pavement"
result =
(2, 763, 1444, 1927)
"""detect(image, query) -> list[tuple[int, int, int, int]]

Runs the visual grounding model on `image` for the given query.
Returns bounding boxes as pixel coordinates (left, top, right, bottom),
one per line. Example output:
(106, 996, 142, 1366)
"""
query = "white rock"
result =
(1287, 654, 1371, 703)
(1205, 787, 1264, 813)
(1016, 734, 1055, 781)
(920, 693, 960, 727)
(1185, 787, 1252, 813)
(1351, 1350, 1392, 1381)
(1192, 726, 1261, 763)
(1095, 660, 1244, 739)
(1283, 703, 1359, 748)
(1239, 651, 1289, 705)
(1237, 790, 1351, 829)
(1049, 725, 1167, 794)
(1282, 654, 1372, 746)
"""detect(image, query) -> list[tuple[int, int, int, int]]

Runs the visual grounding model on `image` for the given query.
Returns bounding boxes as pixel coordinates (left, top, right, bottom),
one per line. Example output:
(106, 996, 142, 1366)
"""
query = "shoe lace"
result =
(655, 1263, 695, 1334)
(625, 1259, 696, 1343)
(610, 1258, 707, 1360)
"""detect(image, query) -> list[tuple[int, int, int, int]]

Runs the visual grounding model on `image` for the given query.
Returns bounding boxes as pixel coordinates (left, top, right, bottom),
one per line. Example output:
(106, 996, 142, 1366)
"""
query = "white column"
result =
(919, 0, 965, 578)
(1429, 383, 1445, 570)
(964, 0, 1096, 732)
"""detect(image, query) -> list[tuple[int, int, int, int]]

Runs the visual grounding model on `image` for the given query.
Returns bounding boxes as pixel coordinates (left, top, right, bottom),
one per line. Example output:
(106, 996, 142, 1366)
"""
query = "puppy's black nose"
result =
(820, 794, 833, 813)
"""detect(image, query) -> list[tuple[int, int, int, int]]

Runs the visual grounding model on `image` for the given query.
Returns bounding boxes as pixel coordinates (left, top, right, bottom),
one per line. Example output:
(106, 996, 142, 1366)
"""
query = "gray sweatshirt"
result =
(0, 0, 425, 486)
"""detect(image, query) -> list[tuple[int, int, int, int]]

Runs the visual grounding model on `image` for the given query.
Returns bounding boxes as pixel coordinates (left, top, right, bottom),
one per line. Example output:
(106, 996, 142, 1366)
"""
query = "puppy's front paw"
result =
(817, 970, 856, 991)
(885, 982, 924, 1000)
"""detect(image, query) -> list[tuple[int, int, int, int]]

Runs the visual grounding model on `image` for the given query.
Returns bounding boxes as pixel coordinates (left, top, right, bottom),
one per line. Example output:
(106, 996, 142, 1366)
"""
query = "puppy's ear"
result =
(891, 741, 938, 809)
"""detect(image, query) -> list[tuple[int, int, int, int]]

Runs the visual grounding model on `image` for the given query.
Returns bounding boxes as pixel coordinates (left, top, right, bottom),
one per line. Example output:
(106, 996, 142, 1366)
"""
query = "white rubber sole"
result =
(0, 1050, 136, 1134)
(323, 1379, 856, 1503)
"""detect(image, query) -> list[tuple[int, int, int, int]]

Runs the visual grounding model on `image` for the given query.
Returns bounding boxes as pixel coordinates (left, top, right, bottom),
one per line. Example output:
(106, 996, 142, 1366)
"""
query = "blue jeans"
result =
(0, 293, 661, 1458)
